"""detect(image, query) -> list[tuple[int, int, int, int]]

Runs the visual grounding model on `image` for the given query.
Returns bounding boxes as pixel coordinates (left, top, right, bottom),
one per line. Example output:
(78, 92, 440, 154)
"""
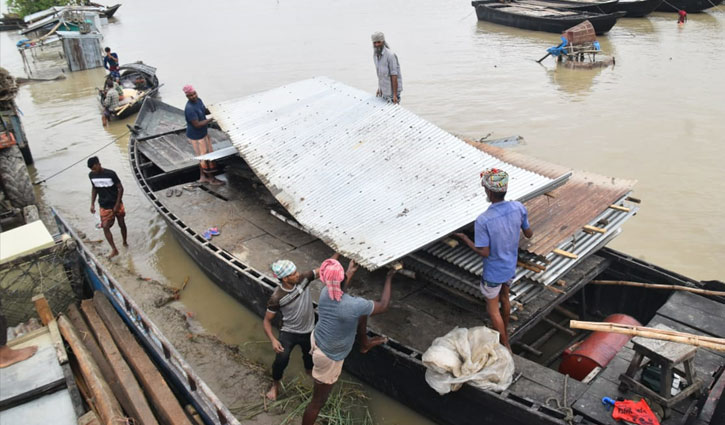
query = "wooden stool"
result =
(618, 324, 703, 418)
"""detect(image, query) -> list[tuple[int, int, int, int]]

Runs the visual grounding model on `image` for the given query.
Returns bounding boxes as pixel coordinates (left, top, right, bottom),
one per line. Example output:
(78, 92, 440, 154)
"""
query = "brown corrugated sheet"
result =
(467, 141, 637, 256)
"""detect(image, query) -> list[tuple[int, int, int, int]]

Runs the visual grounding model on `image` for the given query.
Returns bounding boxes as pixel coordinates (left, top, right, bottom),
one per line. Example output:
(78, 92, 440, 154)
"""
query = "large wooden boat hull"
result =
(473, 2, 626, 34)
(128, 98, 724, 425)
(521, 0, 621, 13)
(655, 0, 724, 12)
(613, 0, 664, 17)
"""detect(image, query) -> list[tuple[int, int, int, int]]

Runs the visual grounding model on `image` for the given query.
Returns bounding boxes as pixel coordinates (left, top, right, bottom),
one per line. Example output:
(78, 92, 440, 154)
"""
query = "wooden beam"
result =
(569, 320, 725, 352)
(81, 300, 160, 425)
(582, 225, 606, 234)
(32, 294, 54, 325)
(57, 314, 125, 425)
(47, 319, 68, 364)
(92, 292, 193, 425)
(79, 411, 102, 425)
(591, 280, 725, 297)
(608, 204, 630, 212)
(553, 248, 578, 260)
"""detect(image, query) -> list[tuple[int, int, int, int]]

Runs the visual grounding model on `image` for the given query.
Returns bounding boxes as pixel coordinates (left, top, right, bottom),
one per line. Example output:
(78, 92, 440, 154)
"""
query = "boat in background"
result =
(472, 0, 626, 34)
(521, 0, 621, 13)
(612, 0, 664, 17)
(99, 62, 160, 120)
(655, 0, 724, 12)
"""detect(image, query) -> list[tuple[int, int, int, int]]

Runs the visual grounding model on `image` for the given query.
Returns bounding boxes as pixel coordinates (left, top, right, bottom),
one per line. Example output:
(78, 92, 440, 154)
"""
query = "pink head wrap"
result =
(182, 85, 195, 95)
(319, 259, 345, 302)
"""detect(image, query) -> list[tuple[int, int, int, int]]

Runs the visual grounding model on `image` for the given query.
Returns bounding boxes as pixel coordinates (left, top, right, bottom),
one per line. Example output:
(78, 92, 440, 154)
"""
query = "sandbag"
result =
(421, 326, 514, 395)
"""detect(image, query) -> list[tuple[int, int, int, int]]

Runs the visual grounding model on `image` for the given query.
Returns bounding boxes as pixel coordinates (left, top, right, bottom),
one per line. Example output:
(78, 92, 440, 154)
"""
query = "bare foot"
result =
(108, 249, 119, 259)
(209, 178, 225, 186)
(123, 241, 128, 247)
(360, 336, 388, 354)
(266, 381, 280, 400)
(0, 345, 38, 368)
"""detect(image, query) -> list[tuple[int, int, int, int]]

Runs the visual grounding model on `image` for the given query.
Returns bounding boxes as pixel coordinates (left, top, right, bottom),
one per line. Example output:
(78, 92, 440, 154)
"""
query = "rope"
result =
(546, 374, 574, 425)
(660, 0, 682, 11)
(33, 130, 130, 186)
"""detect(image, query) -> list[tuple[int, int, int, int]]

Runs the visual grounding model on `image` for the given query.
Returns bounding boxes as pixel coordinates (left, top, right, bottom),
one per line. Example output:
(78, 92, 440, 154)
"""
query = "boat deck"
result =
(571, 291, 725, 425)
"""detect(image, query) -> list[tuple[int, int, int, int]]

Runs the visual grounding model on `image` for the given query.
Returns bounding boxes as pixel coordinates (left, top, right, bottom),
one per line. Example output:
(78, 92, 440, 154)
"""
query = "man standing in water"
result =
(88, 156, 127, 258)
(454, 168, 533, 350)
(183, 85, 223, 185)
(263, 260, 316, 401)
(372, 32, 402, 104)
(302, 258, 394, 425)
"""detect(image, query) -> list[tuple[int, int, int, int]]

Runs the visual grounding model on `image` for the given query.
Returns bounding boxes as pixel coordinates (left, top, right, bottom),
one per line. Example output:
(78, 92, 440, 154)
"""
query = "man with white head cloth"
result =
(371, 32, 402, 104)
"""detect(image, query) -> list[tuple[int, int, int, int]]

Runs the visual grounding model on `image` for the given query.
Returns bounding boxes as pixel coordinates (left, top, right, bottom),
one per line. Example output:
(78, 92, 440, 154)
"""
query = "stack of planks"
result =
(56, 291, 194, 425)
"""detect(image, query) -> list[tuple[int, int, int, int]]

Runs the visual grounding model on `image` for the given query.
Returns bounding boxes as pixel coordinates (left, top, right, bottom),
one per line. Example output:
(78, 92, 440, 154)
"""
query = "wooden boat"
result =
(520, 0, 621, 13)
(53, 209, 240, 425)
(472, 0, 626, 35)
(84, 2, 122, 18)
(128, 96, 725, 425)
(613, 0, 664, 17)
(656, 0, 724, 12)
(99, 62, 160, 120)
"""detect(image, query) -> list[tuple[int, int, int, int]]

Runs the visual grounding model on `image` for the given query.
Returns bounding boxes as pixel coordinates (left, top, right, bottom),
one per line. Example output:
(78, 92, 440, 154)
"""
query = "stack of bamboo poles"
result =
(569, 321, 725, 352)
(56, 291, 195, 425)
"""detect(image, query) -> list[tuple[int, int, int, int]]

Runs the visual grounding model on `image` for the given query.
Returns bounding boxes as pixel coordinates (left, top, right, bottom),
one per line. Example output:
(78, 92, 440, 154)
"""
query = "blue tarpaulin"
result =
(546, 36, 569, 57)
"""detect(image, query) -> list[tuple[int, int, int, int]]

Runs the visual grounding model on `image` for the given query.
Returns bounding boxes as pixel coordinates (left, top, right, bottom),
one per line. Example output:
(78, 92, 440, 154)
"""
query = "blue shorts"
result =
(480, 279, 512, 300)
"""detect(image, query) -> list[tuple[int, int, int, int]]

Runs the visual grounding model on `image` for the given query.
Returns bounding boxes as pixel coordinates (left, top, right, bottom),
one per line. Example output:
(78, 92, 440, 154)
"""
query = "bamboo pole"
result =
(57, 315, 125, 425)
(569, 320, 725, 352)
(591, 280, 725, 297)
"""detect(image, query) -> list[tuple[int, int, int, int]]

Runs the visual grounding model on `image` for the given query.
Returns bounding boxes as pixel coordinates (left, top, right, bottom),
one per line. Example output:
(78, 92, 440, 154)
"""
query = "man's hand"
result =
(393, 95, 399, 104)
(347, 259, 359, 275)
(272, 339, 284, 353)
(454, 232, 469, 241)
(113, 205, 120, 214)
(90, 205, 95, 214)
(376, 89, 382, 97)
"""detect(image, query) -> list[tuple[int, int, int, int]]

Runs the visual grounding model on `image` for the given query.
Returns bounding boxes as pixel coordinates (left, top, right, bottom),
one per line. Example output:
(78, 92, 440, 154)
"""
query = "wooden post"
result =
(32, 294, 54, 325)
(92, 292, 193, 425)
(591, 280, 725, 297)
(81, 300, 159, 425)
(57, 314, 125, 425)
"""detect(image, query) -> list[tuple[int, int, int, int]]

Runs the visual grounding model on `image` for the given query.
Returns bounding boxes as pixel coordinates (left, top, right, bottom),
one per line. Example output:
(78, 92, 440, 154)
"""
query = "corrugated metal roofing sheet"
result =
(210, 77, 567, 270)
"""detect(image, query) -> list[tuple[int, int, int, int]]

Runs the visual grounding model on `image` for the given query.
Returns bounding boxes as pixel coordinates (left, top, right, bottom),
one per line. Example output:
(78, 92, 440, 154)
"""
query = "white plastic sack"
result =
(421, 326, 515, 395)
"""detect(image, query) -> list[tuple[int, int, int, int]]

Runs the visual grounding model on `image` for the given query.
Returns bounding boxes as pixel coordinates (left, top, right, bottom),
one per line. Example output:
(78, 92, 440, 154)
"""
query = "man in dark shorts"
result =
(88, 156, 127, 258)
(263, 260, 317, 400)
(103, 47, 120, 80)
(183, 85, 223, 185)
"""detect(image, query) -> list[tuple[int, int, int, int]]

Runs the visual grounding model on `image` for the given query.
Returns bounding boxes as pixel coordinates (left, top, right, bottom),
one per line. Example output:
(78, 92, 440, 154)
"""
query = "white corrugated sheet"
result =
(210, 77, 566, 270)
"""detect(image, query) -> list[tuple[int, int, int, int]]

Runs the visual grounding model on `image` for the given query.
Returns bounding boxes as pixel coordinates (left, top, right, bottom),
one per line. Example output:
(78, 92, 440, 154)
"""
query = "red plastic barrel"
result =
(558, 314, 641, 381)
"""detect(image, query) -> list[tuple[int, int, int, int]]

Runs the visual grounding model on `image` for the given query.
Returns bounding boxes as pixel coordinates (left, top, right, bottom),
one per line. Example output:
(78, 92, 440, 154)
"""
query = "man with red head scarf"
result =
(302, 256, 397, 425)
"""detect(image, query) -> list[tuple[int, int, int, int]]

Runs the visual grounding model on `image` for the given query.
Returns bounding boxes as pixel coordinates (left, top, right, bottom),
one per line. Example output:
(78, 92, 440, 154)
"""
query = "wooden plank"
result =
(553, 248, 578, 259)
(513, 356, 587, 405)
(92, 292, 193, 425)
(66, 304, 133, 414)
(81, 300, 160, 425)
(657, 293, 725, 339)
(57, 314, 124, 425)
(79, 410, 102, 425)
(32, 294, 54, 325)
(61, 362, 85, 418)
(47, 319, 68, 364)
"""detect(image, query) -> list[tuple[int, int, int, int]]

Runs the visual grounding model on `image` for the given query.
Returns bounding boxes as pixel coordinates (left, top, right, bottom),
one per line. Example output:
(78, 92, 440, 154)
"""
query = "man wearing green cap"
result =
(455, 168, 533, 350)
(263, 259, 318, 400)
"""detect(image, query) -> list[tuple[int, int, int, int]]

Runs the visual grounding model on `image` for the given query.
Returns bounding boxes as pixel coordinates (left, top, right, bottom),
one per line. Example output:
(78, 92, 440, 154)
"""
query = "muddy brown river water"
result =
(1, 0, 724, 422)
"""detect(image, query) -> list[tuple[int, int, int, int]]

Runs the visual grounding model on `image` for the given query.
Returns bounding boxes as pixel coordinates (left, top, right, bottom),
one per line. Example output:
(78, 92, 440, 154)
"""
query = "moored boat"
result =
(655, 0, 724, 12)
(99, 62, 160, 120)
(613, 0, 664, 17)
(521, 0, 621, 14)
(128, 79, 724, 425)
(472, 0, 626, 35)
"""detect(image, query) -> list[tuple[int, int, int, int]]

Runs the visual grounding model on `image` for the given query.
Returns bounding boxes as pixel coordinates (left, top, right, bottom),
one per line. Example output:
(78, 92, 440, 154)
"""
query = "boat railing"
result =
(52, 208, 241, 425)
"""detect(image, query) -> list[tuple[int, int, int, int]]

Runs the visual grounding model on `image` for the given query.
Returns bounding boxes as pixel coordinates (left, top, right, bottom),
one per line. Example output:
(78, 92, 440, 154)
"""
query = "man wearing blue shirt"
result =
(183, 85, 223, 185)
(455, 168, 533, 350)
(103, 47, 120, 80)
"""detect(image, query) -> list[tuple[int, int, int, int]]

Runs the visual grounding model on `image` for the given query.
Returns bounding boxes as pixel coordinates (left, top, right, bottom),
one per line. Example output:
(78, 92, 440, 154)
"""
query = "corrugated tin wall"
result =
(61, 35, 103, 72)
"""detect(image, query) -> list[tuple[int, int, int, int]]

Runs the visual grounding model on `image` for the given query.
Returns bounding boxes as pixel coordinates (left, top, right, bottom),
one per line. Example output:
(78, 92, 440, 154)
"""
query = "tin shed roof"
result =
(210, 77, 569, 270)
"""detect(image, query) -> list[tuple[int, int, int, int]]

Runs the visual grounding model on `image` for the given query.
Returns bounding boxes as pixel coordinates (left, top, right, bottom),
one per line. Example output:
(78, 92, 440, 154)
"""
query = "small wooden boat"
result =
(656, 0, 724, 11)
(100, 62, 160, 120)
(520, 0, 621, 13)
(613, 0, 664, 17)
(472, 0, 626, 35)
(84, 2, 122, 18)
